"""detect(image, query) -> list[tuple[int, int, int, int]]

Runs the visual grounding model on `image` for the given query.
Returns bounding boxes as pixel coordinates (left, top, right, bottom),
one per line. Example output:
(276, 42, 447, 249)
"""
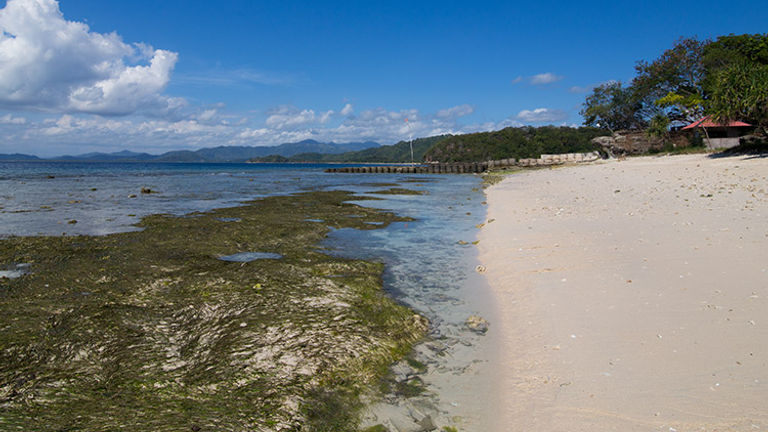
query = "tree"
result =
(707, 62, 768, 135)
(703, 34, 768, 73)
(580, 82, 646, 132)
(632, 37, 707, 124)
(647, 113, 671, 140)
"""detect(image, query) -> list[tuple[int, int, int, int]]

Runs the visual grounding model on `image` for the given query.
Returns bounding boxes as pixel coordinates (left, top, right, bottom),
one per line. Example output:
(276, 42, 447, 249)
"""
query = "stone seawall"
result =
(325, 151, 600, 174)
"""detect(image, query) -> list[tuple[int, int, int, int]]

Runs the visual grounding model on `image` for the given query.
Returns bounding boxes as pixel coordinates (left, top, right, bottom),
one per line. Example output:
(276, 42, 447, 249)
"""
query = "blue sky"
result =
(0, 0, 766, 156)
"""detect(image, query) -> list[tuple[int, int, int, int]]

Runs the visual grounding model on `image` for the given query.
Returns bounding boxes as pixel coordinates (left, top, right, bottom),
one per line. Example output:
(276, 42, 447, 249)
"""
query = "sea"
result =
(0, 161, 500, 430)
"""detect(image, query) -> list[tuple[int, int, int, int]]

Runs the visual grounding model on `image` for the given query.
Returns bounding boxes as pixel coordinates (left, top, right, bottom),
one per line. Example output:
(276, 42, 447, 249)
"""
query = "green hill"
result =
(424, 126, 608, 162)
(250, 135, 451, 163)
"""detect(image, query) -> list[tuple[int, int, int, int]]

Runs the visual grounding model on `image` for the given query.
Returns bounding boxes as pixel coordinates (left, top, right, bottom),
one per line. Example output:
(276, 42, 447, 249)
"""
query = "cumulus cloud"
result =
(516, 108, 568, 123)
(529, 73, 564, 85)
(436, 104, 474, 119)
(0, 0, 179, 115)
(340, 103, 353, 116)
(265, 106, 320, 129)
(0, 102, 531, 156)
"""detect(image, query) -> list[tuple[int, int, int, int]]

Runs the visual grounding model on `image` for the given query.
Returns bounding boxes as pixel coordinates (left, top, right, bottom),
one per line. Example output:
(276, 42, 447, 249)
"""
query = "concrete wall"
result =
(706, 137, 740, 150)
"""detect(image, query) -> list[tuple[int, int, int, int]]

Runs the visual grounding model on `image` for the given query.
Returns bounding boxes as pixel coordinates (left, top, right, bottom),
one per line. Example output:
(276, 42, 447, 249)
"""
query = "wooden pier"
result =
(324, 152, 600, 174)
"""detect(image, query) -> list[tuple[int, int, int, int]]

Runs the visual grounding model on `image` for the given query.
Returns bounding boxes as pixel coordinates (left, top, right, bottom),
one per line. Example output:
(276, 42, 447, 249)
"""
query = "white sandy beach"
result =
(479, 154, 768, 431)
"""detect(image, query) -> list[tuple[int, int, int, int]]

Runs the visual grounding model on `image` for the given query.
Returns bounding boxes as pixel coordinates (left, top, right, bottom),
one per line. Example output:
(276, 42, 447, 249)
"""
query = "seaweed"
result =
(0, 190, 426, 431)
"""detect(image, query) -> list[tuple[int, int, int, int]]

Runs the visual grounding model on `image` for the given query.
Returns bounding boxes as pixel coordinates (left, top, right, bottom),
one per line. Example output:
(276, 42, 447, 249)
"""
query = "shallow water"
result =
(0, 263, 30, 279)
(0, 161, 499, 430)
(219, 252, 283, 262)
(324, 176, 500, 430)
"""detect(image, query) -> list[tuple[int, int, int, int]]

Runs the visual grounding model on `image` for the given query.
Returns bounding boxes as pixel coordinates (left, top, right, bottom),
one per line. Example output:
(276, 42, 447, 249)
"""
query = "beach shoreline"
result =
(480, 154, 768, 431)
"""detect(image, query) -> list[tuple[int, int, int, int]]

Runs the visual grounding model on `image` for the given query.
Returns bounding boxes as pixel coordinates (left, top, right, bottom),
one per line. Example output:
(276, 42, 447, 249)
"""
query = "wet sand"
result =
(479, 154, 768, 431)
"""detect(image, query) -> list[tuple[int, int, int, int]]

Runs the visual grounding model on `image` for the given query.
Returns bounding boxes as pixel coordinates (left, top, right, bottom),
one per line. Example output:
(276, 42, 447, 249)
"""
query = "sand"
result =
(479, 154, 768, 431)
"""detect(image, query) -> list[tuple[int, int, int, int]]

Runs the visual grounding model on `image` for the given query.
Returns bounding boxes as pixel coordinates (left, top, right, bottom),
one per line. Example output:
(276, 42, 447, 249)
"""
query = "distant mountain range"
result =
(0, 140, 381, 163)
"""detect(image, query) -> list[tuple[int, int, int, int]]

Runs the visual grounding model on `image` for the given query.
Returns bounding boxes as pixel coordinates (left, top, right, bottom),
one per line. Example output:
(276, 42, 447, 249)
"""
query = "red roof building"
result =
(682, 116, 753, 149)
(681, 116, 752, 130)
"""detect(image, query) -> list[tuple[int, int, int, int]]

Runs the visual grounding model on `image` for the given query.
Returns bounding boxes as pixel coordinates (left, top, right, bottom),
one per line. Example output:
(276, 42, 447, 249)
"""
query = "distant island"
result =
(0, 140, 380, 163)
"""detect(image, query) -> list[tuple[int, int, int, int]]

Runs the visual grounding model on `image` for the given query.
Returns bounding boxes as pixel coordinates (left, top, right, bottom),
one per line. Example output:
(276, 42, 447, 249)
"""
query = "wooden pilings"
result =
(324, 152, 601, 174)
(325, 162, 491, 174)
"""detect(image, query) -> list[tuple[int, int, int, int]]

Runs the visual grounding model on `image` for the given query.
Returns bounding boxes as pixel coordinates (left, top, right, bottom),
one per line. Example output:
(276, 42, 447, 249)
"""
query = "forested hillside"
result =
(249, 135, 450, 163)
(423, 127, 607, 162)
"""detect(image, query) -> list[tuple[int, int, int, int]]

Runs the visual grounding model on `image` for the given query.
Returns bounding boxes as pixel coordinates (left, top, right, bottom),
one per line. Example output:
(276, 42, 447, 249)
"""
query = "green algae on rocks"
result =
(365, 188, 426, 196)
(0, 190, 428, 432)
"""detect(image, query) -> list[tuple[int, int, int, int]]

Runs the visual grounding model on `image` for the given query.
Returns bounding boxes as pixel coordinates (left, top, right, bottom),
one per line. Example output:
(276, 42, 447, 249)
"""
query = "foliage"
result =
(647, 113, 671, 139)
(632, 37, 707, 124)
(703, 33, 768, 73)
(582, 33, 768, 139)
(707, 62, 768, 134)
(424, 126, 606, 162)
(580, 82, 647, 132)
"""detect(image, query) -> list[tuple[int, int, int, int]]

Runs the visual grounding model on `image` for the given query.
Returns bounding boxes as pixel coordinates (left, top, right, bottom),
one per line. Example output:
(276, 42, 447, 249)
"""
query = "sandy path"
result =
(479, 154, 768, 431)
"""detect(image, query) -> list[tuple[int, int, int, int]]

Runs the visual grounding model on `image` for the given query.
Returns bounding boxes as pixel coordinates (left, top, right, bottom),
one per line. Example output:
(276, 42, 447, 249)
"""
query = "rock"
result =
(141, 187, 153, 194)
(466, 315, 489, 334)
(128, 194, 137, 198)
(391, 362, 416, 382)
(417, 415, 436, 432)
(67, 219, 77, 224)
(475, 265, 486, 273)
(591, 130, 687, 157)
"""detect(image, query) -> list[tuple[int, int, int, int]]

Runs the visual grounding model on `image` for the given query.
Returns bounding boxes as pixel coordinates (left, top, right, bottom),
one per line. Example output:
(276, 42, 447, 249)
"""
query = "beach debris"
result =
(456, 240, 468, 245)
(141, 187, 154, 194)
(466, 315, 489, 334)
(128, 194, 137, 198)
(475, 265, 486, 273)
(67, 219, 77, 224)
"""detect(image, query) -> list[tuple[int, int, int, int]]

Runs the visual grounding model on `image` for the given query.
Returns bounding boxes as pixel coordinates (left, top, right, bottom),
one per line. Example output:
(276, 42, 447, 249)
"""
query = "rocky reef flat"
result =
(0, 190, 427, 431)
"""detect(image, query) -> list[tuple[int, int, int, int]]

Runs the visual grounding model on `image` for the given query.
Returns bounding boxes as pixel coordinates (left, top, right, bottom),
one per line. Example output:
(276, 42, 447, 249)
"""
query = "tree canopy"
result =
(582, 33, 768, 138)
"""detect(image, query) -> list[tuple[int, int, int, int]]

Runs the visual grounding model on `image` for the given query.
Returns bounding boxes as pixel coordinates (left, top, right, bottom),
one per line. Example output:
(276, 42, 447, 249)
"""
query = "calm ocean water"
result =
(0, 161, 495, 425)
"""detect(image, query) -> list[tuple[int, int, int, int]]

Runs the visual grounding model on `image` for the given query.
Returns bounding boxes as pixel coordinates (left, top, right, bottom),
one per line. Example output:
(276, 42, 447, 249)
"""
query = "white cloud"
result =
(511, 76, 523, 84)
(0, 102, 542, 156)
(318, 110, 334, 124)
(265, 106, 318, 129)
(569, 85, 590, 93)
(340, 103, 353, 116)
(197, 109, 217, 122)
(0, 0, 179, 115)
(529, 73, 563, 85)
(436, 104, 474, 119)
(0, 113, 26, 124)
(516, 108, 568, 123)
